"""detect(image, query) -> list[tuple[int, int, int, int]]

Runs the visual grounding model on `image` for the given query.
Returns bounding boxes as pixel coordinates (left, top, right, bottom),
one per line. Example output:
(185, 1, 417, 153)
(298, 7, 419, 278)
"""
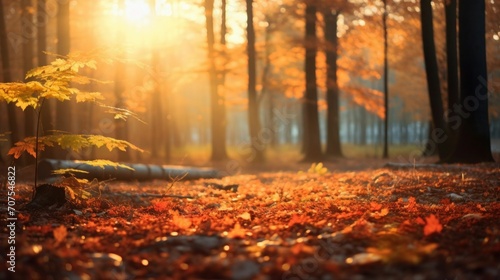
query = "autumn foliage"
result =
(2, 162, 499, 279)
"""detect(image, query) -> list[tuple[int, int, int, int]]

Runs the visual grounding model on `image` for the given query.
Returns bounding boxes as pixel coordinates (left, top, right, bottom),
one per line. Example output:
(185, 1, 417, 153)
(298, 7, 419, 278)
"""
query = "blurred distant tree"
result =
(205, 0, 228, 161)
(114, 0, 129, 162)
(0, 2, 21, 150)
(322, 6, 342, 157)
(55, 0, 72, 159)
(246, 0, 264, 162)
(37, 0, 55, 159)
(22, 0, 36, 141)
(302, 1, 322, 161)
(382, 0, 389, 158)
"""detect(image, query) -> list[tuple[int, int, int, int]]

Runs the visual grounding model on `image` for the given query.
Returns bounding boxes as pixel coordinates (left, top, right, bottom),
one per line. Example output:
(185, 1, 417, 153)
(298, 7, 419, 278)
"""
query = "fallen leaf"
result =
(227, 223, 246, 239)
(239, 212, 251, 220)
(53, 225, 67, 244)
(423, 214, 442, 236)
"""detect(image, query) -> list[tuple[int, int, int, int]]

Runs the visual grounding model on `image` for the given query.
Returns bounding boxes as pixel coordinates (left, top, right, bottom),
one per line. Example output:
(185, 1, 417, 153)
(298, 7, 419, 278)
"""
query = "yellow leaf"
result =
(239, 212, 251, 220)
(75, 91, 104, 103)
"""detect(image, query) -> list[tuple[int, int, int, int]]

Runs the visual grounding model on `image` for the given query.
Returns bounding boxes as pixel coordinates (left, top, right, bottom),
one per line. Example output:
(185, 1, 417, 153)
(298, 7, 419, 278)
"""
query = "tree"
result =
(302, 1, 322, 161)
(246, 0, 264, 162)
(37, 0, 55, 159)
(114, 0, 129, 162)
(0, 2, 21, 150)
(445, 0, 494, 163)
(382, 0, 389, 158)
(420, 0, 448, 161)
(55, 0, 72, 159)
(323, 8, 342, 157)
(22, 0, 36, 140)
(204, 0, 228, 161)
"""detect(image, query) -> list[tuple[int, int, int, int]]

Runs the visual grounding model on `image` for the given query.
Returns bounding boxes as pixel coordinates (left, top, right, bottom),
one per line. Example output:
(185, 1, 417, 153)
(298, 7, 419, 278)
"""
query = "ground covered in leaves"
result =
(1, 161, 500, 279)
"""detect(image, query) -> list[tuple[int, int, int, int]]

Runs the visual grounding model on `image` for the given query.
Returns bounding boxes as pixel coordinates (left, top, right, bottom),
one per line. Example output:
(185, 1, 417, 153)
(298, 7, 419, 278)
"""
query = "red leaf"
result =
(423, 214, 443, 236)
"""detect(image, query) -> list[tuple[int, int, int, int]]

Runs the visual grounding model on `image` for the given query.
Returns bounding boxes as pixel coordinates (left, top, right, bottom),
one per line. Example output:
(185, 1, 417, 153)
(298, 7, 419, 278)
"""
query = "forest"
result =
(0, 0, 499, 279)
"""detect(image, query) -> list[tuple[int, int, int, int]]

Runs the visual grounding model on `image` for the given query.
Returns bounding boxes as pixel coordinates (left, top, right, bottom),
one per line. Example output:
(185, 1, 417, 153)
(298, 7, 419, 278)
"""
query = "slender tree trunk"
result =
(444, 0, 460, 152)
(446, 0, 493, 163)
(37, 0, 55, 159)
(302, 2, 322, 161)
(22, 0, 36, 140)
(323, 10, 342, 157)
(205, 0, 228, 161)
(55, 0, 72, 159)
(0, 3, 21, 150)
(114, 0, 129, 161)
(420, 0, 448, 161)
(56, 1, 71, 122)
(150, 50, 166, 161)
(445, 0, 459, 110)
(261, 18, 275, 147)
(382, 0, 389, 158)
(246, 0, 264, 162)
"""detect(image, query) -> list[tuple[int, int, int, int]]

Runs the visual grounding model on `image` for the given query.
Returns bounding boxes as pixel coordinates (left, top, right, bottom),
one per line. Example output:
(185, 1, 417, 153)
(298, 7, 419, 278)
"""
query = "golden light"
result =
(123, 0, 152, 25)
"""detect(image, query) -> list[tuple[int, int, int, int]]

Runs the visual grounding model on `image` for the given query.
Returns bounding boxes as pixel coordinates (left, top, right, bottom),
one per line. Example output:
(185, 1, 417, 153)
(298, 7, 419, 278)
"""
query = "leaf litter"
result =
(1, 162, 499, 279)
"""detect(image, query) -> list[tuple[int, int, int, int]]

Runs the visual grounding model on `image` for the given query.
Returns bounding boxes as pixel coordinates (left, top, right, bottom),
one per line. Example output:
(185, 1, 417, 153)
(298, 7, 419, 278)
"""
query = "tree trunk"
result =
(446, 0, 494, 163)
(55, 0, 72, 159)
(261, 17, 275, 147)
(382, 0, 389, 158)
(37, 0, 55, 159)
(205, 0, 228, 161)
(22, 0, 36, 140)
(302, 2, 322, 161)
(246, 0, 264, 162)
(445, 0, 459, 111)
(0, 2, 21, 150)
(150, 50, 166, 161)
(114, 0, 129, 162)
(420, 0, 448, 161)
(323, 10, 342, 157)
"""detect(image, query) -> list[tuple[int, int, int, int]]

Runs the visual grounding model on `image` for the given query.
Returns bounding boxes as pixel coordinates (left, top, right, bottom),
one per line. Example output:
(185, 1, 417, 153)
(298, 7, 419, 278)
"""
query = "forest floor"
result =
(1, 158, 500, 279)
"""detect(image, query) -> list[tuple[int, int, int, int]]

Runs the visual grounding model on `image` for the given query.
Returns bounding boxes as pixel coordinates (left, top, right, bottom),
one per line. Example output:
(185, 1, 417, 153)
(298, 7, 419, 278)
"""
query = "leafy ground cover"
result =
(1, 160, 499, 279)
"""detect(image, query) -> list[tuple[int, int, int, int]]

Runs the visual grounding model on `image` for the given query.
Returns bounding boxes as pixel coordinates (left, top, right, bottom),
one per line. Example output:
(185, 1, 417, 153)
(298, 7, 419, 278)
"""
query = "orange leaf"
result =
(171, 211, 192, 230)
(415, 217, 426, 225)
(8, 139, 40, 159)
(423, 214, 442, 236)
(53, 225, 67, 244)
(227, 223, 246, 239)
(370, 202, 382, 211)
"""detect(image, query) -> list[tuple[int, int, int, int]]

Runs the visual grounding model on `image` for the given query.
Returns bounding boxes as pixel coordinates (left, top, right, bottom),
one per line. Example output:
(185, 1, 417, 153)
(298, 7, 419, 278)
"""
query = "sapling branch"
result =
(34, 97, 46, 195)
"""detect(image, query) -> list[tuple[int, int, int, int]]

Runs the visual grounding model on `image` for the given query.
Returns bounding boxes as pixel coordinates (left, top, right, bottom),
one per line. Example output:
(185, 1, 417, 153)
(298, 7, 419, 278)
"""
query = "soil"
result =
(1, 159, 499, 279)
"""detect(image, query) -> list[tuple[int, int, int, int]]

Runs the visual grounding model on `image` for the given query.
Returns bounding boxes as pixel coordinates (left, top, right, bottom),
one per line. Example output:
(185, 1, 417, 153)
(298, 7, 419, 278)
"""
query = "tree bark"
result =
(382, 0, 389, 158)
(55, 0, 72, 159)
(323, 10, 342, 157)
(205, 0, 228, 161)
(246, 0, 264, 162)
(302, 2, 322, 161)
(446, 0, 494, 163)
(37, 0, 55, 159)
(22, 0, 36, 140)
(0, 2, 21, 150)
(420, 0, 448, 161)
(114, 0, 129, 161)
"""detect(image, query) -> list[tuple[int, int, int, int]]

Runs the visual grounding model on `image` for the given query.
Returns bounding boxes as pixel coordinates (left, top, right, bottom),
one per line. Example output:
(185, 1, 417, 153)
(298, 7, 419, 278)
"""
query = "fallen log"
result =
(38, 159, 221, 181)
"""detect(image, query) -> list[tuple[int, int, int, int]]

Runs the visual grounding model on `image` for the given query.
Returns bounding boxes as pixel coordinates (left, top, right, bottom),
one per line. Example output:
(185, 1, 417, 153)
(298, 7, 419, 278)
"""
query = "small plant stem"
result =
(34, 97, 46, 193)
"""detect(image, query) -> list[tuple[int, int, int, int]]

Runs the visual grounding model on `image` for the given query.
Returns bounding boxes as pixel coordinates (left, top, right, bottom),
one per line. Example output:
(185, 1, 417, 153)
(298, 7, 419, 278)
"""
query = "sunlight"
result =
(124, 0, 151, 25)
